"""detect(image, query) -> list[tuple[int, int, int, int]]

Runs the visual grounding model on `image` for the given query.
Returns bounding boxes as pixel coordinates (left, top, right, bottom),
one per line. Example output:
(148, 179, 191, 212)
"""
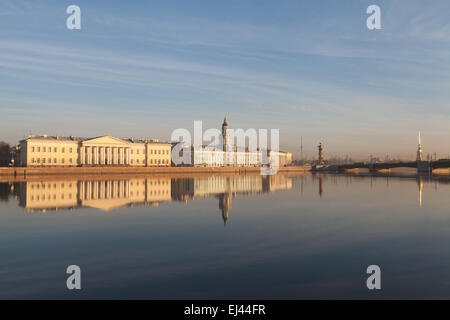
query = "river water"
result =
(1, 173, 450, 299)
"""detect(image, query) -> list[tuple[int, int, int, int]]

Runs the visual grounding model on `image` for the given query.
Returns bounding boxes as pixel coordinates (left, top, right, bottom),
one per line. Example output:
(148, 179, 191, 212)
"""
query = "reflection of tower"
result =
(318, 174, 323, 197)
(218, 193, 232, 226)
(417, 177, 423, 208)
(416, 131, 423, 161)
(318, 142, 324, 164)
(222, 117, 231, 152)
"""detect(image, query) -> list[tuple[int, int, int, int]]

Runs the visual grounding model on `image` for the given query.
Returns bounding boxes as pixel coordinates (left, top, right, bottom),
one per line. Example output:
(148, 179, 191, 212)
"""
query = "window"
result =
(150, 159, 153, 164)
(62, 158, 65, 164)
(54, 147, 57, 152)
(42, 158, 46, 163)
(37, 147, 40, 152)
(31, 158, 35, 163)
(131, 159, 134, 164)
(32, 147, 35, 152)
(137, 150, 139, 154)
(131, 150, 133, 154)
(158, 150, 161, 154)
(48, 158, 51, 163)
(62, 148, 65, 153)
(150, 150, 153, 154)
(69, 158, 73, 163)
(137, 159, 140, 164)
(54, 158, 57, 163)
(43, 147, 46, 152)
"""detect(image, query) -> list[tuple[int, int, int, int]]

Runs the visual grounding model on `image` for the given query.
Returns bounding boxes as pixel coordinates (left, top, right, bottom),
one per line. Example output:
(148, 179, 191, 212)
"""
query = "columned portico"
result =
(80, 136, 134, 166)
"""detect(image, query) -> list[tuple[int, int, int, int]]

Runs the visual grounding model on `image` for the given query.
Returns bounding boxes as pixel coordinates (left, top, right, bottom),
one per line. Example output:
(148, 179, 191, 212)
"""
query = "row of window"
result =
(130, 190, 169, 196)
(31, 158, 170, 164)
(130, 149, 170, 155)
(150, 149, 169, 155)
(31, 158, 74, 164)
(31, 183, 73, 189)
(30, 194, 73, 201)
(129, 159, 170, 164)
(31, 146, 73, 153)
(30, 190, 169, 201)
(150, 159, 169, 164)
(30, 146, 169, 155)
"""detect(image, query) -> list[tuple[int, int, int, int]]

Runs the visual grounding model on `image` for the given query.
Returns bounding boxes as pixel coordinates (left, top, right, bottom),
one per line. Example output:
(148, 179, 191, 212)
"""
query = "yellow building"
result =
(20, 177, 172, 212)
(18, 135, 172, 167)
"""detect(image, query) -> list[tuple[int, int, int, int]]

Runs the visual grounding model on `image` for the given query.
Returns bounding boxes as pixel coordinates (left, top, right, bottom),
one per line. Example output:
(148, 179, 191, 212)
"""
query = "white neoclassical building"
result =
(175, 118, 292, 167)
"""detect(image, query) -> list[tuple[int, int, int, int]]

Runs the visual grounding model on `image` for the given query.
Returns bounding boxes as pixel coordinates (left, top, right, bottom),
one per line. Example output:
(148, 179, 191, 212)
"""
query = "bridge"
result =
(315, 159, 450, 174)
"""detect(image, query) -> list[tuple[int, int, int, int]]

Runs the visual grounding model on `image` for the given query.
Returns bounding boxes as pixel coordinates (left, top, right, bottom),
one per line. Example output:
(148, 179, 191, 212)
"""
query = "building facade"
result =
(18, 135, 172, 167)
(175, 118, 292, 167)
(20, 177, 172, 212)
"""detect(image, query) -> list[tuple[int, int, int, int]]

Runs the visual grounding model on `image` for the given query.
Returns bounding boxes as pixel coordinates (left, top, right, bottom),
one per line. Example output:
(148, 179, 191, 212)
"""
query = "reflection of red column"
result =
(318, 143, 323, 164)
(319, 174, 323, 197)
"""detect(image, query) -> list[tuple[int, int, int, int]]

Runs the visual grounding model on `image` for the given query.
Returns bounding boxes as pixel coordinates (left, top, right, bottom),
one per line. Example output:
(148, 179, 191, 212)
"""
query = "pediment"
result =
(82, 136, 129, 145)
(82, 198, 131, 211)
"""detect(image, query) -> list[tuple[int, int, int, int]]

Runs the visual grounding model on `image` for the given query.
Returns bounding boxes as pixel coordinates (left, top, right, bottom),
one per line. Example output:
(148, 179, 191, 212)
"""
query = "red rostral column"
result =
(318, 143, 323, 164)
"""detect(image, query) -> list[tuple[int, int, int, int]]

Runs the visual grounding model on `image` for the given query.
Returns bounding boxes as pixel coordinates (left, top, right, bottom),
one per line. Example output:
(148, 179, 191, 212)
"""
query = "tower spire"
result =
(416, 131, 423, 161)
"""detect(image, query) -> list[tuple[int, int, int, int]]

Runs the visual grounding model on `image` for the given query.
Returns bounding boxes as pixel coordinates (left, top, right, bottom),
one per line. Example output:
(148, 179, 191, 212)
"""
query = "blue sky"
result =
(0, 0, 449, 160)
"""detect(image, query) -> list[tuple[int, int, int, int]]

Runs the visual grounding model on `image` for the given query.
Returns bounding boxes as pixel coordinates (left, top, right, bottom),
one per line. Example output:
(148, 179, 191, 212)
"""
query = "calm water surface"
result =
(1, 173, 450, 299)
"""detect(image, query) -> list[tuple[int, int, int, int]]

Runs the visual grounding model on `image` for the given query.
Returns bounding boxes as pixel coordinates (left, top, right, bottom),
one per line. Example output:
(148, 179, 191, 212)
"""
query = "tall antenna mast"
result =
(300, 136, 303, 163)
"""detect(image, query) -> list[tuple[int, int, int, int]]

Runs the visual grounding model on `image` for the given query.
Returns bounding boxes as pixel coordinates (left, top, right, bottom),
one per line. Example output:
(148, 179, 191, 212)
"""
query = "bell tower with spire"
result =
(222, 117, 231, 152)
(416, 131, 423, 161)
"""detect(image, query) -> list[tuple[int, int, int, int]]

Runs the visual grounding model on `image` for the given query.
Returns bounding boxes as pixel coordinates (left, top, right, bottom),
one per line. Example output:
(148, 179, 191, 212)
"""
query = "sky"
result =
(0, 0, 449, 160)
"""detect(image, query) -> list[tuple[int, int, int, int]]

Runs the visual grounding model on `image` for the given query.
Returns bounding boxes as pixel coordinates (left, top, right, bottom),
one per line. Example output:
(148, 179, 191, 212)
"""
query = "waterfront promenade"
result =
(0, 165, 311, 178)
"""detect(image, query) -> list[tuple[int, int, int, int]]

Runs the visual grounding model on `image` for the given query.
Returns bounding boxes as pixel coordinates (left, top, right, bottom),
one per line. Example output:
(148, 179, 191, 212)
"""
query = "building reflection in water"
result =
(417, 176, 424, 208)
(1, 173, 449, 223)
(1, 175, 293, 225)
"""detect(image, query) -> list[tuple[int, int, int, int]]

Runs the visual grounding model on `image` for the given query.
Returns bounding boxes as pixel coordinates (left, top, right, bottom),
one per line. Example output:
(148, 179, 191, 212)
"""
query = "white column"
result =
(112, 147, 117, 164)
(87, 147, 90, 165)
(80, 181, 85, 200)
(87, 181, 91, 200)
(106, 181, 111, 198)
(119, 180, 123, 198)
